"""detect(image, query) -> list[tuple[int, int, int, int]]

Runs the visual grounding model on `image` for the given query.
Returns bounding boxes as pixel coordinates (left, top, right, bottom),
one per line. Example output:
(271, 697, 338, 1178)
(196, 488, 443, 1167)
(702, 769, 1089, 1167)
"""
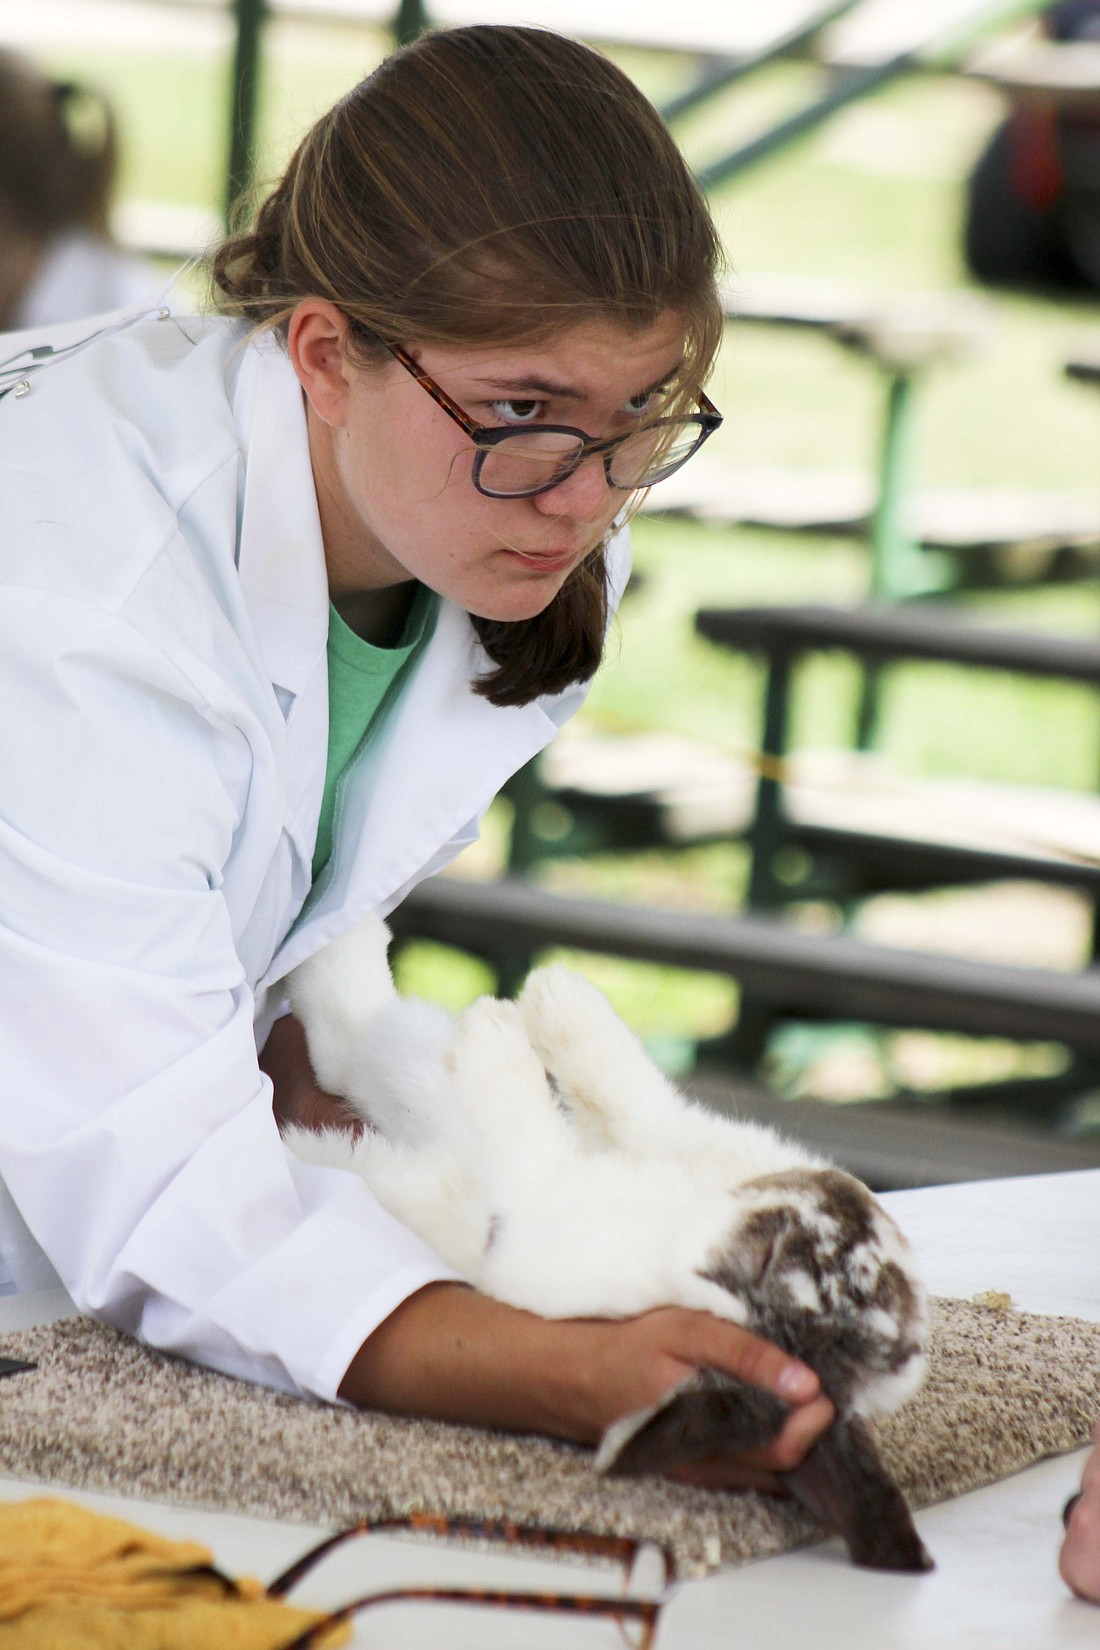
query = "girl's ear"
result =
(287, 299, 356, 427)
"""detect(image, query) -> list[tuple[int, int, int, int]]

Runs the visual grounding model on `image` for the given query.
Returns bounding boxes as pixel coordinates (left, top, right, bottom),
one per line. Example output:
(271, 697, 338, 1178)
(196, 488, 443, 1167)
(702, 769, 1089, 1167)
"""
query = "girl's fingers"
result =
(761, 1393, 837, 1471)
(663, 1396, 835, 1488)
(658, 1309, 823, 1407)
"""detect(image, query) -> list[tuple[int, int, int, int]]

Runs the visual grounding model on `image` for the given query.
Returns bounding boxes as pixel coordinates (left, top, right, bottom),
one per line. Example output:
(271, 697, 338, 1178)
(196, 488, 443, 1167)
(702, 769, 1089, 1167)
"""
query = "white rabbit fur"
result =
(285, 911, 928, 1423)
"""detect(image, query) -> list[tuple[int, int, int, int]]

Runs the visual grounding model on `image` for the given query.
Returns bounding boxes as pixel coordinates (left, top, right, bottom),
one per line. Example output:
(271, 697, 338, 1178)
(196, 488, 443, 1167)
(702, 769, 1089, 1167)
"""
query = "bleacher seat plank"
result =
(391, 874, 1100, 1051)
(822, 0, 1050, 69)
(645, 463, 1100, 559)
(696, 601, 1100, 682)
(125, 0, 849, 56)
(1067, 338, 1100, 389)
(538, 725, 1100, 882)
(966, 36, 1100, 110)
(684, 1072, 1100, 1189)
(725, 273, 990, 366)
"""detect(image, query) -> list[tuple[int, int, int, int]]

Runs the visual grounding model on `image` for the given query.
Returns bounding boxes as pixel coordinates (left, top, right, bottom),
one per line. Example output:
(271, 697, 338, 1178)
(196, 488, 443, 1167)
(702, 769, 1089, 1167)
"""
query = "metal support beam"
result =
(392, 0, 429, 46)
(695, 0, 1049, 193)
(226, 0, 267, 227)
(659, 0, 861, 127)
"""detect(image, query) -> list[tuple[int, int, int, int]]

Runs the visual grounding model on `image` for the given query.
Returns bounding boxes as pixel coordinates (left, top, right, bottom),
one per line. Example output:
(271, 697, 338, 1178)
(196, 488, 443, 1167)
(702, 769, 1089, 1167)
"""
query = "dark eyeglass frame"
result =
(267, 1512, 678, 1650)
(382, 339, 722, 500)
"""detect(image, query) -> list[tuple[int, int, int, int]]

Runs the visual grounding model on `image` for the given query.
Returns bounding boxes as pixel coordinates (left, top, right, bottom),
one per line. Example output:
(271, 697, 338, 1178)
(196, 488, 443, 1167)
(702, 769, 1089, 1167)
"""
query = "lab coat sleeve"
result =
(0, 588, 459, 1401)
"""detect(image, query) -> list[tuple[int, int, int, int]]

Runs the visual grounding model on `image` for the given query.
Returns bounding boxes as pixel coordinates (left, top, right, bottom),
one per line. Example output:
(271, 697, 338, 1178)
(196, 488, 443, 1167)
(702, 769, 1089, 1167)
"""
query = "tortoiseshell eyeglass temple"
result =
(269, 1512, 678, 1650)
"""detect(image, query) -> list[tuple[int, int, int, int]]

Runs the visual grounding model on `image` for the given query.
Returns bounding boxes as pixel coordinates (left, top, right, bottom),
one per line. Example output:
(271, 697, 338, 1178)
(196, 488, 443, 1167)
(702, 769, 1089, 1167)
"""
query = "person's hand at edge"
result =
(1061, 1418, 1100, 1603)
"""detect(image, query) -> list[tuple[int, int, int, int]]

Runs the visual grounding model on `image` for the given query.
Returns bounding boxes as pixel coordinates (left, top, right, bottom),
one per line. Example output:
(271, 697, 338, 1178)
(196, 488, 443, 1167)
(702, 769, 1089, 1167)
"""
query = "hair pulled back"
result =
(0, 52, 118, 241)
(212, 25, 723, 707)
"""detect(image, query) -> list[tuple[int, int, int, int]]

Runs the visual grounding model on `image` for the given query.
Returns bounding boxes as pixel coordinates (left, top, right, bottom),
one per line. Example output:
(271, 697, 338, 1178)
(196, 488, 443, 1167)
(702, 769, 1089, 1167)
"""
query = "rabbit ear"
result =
(594, 1369, 787, 1477)
(785, 1416, 933, 1574)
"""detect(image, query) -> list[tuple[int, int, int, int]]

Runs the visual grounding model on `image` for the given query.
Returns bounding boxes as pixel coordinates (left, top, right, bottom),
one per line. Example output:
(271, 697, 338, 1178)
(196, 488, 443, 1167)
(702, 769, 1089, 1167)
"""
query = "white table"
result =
(1, 1170, 1097, 1647)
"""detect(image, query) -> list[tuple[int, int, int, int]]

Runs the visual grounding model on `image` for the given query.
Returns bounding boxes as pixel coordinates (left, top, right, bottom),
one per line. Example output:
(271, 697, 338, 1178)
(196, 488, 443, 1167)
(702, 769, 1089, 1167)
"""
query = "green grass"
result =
(32, 21, 1100, 1092)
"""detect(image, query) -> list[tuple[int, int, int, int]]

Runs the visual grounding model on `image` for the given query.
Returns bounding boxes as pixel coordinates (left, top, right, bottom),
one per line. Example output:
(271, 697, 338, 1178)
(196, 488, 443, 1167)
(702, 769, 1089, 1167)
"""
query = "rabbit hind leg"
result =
(448, 995, 577, 1171)
(519, 964, 690, 1154)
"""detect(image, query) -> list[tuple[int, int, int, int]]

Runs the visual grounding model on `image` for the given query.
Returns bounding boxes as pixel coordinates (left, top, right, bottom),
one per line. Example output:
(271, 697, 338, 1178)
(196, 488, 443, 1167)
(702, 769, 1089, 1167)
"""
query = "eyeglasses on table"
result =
(267, 1511, 678, 1649)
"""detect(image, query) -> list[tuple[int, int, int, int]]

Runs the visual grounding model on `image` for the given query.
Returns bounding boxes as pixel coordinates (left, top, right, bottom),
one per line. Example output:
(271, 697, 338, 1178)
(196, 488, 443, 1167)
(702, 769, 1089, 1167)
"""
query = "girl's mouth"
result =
(505, 547, 583, 573)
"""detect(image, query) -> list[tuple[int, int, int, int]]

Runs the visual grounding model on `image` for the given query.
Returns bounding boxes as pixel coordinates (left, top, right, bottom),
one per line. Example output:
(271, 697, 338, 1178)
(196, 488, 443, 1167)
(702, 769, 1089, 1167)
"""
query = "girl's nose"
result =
(533, 454, 612, 521)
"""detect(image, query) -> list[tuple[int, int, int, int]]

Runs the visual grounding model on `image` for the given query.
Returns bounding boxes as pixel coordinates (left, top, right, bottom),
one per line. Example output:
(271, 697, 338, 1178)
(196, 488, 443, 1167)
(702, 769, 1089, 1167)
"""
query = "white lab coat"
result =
(0, 311, 628, 1401)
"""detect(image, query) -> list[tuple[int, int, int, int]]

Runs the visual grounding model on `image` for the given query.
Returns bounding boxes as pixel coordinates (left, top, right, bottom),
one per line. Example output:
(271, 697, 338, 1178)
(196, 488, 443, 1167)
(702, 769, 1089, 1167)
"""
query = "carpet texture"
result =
(0, 1297, 1096, 1577)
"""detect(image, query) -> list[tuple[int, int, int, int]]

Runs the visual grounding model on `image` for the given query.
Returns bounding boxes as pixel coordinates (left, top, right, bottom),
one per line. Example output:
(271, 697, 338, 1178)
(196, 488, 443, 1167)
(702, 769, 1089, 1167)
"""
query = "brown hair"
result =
(211, 25, 722, 707)
(0, 52, 118, 241)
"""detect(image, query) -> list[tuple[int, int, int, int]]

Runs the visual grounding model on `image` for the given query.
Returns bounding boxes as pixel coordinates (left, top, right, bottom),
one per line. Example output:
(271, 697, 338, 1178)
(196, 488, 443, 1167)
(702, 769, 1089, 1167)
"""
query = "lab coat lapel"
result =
(234, 339, 330, 867)
(261, 596, 558, 987)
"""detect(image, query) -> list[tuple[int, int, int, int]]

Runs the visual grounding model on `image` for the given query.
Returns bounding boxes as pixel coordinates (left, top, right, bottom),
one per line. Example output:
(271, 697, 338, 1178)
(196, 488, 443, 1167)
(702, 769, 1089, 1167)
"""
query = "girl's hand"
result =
(340, 1283, 834, 1489)
(579, 1303, 834, 1492)
(260, 1013, 363, 1137)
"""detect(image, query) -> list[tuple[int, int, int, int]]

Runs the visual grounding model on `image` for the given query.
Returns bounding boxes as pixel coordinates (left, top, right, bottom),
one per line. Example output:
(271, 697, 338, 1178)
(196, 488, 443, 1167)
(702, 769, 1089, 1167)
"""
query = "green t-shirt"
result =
(311, 584, 437, 882)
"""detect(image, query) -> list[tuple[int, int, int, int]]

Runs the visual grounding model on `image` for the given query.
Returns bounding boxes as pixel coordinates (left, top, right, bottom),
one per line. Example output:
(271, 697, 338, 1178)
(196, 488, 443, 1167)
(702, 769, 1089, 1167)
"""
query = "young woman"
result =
(0, 24, 832, 1487)
(0, 51, 161, 329)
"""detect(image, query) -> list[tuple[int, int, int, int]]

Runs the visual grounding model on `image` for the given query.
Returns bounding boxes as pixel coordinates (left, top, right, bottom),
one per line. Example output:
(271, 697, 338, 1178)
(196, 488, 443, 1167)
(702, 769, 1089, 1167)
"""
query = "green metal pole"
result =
(867, 369, 920, 604)
(747, 653, 794, 911)
(855, 369, 916, 750)
(708, 652, 795, 1070)
(856, 366, 955, 747)
(226, 0, 267, 229)
(392, 0, 430, 47)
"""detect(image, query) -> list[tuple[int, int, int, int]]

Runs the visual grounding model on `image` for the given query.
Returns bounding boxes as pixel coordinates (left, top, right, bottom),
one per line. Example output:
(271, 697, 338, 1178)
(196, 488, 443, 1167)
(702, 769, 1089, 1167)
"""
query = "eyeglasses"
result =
(383, 340, 722, 501)
(266, 1512, 678, 1648)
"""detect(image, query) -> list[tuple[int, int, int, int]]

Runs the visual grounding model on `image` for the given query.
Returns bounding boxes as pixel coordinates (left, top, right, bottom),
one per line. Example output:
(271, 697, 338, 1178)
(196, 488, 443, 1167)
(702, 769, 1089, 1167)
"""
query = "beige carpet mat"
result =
(0, 1297, 1096, 1576)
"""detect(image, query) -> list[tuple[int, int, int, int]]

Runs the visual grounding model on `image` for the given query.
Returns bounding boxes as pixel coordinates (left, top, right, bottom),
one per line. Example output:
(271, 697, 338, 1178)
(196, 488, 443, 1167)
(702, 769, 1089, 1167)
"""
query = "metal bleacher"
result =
(390, 875, 1100, 1187)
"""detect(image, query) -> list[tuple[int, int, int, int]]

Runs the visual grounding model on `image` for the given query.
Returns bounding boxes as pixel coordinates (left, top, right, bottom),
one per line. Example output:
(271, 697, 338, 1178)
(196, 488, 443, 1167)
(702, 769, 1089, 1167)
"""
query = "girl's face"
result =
(289, 303, 688, 623)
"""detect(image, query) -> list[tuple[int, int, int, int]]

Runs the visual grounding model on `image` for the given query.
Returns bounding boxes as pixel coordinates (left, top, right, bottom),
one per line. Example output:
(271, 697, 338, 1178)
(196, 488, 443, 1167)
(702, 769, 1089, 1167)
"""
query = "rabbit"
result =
(284, 911, 932, 1572)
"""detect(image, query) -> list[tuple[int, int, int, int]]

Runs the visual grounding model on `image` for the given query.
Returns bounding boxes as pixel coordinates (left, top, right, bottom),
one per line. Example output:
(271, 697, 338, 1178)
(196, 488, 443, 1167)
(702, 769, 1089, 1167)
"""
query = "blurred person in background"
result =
(964, 0, 1100, 291)
(0, 50, 161, 331)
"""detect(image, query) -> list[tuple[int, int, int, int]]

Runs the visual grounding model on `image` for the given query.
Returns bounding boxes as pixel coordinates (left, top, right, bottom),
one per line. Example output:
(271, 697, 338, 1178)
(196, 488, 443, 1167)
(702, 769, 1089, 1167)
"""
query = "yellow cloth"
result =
(0, 1498, 350, 1648)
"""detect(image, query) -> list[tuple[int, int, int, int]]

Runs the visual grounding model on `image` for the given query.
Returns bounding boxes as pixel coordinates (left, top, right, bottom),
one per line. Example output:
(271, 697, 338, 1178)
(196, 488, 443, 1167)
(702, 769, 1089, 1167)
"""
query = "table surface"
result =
(1, 1168, 1097, 1647)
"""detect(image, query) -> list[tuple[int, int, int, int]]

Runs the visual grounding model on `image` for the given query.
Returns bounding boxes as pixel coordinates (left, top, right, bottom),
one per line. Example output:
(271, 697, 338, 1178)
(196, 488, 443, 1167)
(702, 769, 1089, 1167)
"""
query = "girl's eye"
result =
(624, 388, 663, 417)
(490, 399, 543, 425)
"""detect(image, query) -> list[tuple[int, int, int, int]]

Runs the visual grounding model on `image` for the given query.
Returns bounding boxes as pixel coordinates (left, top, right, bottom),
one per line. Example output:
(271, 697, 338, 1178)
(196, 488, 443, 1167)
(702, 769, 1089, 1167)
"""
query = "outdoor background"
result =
(11, 1, 1099, 1107)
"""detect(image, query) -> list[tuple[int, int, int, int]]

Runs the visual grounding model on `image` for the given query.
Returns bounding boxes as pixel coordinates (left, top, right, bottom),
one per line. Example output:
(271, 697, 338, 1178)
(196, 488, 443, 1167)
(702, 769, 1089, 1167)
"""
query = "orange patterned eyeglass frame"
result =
(380, 338, 723, 500)
(269, 1513, 678, 1650)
